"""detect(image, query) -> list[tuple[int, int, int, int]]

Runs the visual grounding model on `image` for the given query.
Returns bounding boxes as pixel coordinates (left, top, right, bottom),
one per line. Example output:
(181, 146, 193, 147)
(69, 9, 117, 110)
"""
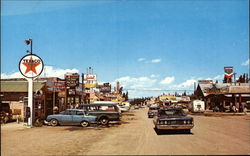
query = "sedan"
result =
(153, 107, 194, 133)
(45, 109, 97, 127)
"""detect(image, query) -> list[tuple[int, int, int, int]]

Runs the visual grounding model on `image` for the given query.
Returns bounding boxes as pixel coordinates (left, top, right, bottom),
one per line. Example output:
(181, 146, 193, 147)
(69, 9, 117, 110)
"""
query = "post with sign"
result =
(19, 39, 44, 127)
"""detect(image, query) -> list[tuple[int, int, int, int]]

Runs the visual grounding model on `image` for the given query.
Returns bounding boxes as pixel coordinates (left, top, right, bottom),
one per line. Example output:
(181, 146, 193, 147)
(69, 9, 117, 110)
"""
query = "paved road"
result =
(1, 108, 250, 155)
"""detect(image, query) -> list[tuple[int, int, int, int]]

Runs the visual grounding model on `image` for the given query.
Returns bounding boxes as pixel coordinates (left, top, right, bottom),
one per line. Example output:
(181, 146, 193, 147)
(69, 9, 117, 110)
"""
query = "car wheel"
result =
(81, 121, 89, 127)
(50, 119, 58, 127)
(99, 117, 109, 125)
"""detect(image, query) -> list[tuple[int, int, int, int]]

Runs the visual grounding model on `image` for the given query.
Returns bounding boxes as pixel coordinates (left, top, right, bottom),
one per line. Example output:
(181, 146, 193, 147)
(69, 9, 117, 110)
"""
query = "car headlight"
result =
(183, 120, 186, 124)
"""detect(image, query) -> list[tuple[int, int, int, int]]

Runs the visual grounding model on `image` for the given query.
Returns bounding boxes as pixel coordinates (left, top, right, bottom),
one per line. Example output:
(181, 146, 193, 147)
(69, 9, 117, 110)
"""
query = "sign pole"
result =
(20, 38, 44, 127)
(27, 78, 33, 127)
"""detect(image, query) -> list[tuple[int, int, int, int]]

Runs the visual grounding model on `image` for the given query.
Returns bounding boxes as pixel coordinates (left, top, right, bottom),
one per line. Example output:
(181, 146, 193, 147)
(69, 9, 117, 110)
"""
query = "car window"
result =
(64, 110, 76, 115)
(64, 110, 70, 115)
(69, 110, 76, 115)
(76, 111, 84, 115)
(159, 109, 185, 116)
(59, 111, 65, 114)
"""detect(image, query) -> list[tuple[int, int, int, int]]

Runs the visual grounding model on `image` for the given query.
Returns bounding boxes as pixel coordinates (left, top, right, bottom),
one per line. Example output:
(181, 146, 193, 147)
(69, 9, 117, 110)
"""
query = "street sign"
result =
(19, 54, 44, 78)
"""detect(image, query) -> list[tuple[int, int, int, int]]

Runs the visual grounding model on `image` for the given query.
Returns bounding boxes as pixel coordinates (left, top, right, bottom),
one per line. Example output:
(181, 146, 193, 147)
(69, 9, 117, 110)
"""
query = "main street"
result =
(1, 108, 250, 155)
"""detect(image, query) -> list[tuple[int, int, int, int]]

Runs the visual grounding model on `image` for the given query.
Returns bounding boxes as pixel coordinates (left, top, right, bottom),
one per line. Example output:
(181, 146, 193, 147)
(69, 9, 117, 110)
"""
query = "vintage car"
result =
(153, 107, 194, 132)
(148, 105, 159, 118)
(45, 109, 97, 127)
(80, 103, 121, 125)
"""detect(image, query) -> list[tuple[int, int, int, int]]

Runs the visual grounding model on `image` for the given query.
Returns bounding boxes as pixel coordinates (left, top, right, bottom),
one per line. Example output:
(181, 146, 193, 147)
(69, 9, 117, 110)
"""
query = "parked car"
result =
(153, 107, 194, 132)
(148, 106, 159, 118)
(45, 109, 97, 127)
(80, 103, 121, 125)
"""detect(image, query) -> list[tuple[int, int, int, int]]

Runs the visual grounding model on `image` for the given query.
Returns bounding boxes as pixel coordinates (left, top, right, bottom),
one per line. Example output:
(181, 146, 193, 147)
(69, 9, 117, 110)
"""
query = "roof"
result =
(0, 81, 46, 92)
(229, 86, 250, 94)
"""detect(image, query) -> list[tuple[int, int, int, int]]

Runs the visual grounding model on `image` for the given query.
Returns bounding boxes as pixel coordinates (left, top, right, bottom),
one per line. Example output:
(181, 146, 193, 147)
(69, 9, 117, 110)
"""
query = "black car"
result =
(148, 106, 160, 118)
(153, 107, 194, 132)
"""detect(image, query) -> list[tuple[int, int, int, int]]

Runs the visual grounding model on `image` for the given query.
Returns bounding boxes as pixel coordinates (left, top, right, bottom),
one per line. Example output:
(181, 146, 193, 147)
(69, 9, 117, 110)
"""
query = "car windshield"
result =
(158, 109, 186, 117)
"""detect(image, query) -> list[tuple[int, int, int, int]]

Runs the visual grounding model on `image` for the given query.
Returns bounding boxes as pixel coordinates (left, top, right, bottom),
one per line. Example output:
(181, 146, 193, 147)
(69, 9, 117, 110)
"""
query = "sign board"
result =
(224, 67, 233, 79)
(85, 83, 98, 88)
(19, 54, 44, 78)
(99, 83, 111, 93)
(65, 73, 79, 88)
(84, 74, 96, 81)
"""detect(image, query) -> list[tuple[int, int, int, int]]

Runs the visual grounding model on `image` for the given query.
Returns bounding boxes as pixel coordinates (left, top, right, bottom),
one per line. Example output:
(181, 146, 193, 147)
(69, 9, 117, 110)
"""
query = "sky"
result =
(1, 0, 249, 98)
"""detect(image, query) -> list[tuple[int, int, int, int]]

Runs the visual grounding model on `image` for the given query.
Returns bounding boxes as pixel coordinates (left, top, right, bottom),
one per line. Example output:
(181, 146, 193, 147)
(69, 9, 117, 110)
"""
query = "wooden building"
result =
(0, 81, 55, 120)
(195, 82, 250, 111)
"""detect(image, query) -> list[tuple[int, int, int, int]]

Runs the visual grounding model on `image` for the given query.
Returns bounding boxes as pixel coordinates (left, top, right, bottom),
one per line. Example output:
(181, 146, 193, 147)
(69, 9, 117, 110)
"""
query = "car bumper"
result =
(156, 124, 194, 130)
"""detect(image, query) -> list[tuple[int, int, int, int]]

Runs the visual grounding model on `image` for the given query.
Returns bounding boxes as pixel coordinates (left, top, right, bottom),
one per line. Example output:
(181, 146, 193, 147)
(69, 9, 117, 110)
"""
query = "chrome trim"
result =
(156, 124, 194, 130)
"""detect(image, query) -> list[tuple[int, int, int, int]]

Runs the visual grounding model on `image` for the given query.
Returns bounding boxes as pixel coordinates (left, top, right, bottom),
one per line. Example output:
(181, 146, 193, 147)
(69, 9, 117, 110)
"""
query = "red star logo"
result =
(22, 57, 41, 74)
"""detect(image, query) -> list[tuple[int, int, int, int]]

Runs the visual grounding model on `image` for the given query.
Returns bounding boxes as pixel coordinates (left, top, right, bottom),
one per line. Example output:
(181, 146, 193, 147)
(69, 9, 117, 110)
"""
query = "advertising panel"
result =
(224, 67, 233, 79)
(65, 73, 79, 88)
(99, 83, 111, 93)
(85, 83, 98, 88)
(84, 74, 97, 81)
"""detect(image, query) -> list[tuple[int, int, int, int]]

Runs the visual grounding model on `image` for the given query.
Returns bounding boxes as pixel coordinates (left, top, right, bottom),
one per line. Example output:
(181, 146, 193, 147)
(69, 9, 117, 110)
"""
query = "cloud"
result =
(205, 74, 224, 81)
(174, 79, 197, 89)
(1, 72, 24, 79)
(150, 74, 159, 78)
(42, 66, 79, 78)
(1, 66, 79, 79)
(137, 58, 146, 62)
(160, 76, 175, 85)
(114, 76, 157, 89)
(151, 59, 161, 63)
(241, 59, 249, 66)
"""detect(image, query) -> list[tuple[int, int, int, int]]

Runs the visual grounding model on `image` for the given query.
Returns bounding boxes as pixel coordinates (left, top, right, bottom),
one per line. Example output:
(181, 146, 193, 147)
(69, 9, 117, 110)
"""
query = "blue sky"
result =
(1, 0, 249, 98)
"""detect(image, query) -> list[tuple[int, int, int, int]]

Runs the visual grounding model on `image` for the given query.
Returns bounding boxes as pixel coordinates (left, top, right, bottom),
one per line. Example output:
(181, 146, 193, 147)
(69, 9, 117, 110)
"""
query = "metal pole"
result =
(53, 82, 55, 114)
(28, 78, 33, 127)
(30, 39, 33, 54)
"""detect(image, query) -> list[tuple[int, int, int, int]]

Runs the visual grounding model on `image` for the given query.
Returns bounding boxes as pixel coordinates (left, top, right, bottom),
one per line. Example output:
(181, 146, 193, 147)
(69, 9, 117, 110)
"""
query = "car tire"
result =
(50, 119, 58, 127)
(81, 121, 89, 127)
(99, 117, 109, 125)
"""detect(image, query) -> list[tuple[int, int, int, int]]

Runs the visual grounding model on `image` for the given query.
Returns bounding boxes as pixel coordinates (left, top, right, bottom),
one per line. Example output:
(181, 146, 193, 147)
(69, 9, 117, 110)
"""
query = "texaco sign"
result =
(19, 54, 44, 78)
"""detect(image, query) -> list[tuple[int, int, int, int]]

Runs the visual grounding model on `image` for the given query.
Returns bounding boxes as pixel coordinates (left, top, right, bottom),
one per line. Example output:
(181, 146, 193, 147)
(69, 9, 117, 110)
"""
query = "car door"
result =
(72, 110, 85, 125)
(61, 110, 74, 125)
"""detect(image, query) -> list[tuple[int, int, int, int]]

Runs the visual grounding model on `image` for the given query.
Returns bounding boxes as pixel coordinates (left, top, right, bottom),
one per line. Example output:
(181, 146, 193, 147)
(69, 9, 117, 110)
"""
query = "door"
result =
(61, 110, 74, 125)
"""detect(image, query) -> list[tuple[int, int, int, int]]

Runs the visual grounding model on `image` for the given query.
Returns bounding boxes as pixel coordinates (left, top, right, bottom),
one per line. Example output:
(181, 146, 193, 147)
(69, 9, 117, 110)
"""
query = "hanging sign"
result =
(19, 54, 44, 78)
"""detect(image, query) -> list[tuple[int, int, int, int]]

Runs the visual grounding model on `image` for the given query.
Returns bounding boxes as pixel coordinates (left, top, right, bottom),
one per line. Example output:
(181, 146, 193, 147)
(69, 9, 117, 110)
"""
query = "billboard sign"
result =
(84, 74, 96, 81)
(85, 83, 98, 88)
(65, 73, 79, 88)
(99, 83, 111, 93)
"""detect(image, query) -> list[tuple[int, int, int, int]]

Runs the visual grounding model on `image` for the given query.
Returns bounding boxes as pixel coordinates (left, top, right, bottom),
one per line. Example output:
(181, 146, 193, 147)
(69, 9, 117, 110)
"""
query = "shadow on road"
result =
(154, 128, 194, 135)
